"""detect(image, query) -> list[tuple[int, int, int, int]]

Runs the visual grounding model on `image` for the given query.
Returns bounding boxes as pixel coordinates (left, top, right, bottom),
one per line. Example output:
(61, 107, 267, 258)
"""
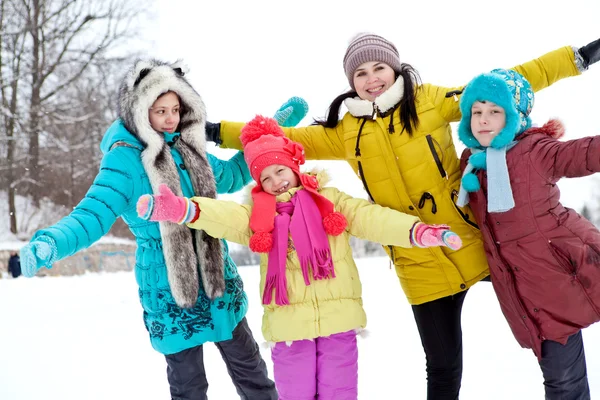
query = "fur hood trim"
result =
(117, 59, 224, 308)
(118, 59, 206, 154)
(344, 77, 404, 118)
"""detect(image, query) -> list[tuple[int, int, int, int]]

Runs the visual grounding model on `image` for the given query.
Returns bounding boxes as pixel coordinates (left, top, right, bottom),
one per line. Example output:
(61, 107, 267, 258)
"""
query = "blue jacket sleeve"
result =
(208, 151, 252, 194)
(32, 149, 136, 261)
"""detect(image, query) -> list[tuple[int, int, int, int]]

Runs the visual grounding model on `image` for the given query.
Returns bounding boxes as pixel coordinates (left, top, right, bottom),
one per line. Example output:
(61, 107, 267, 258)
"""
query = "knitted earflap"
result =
(249, 187, 277, 253)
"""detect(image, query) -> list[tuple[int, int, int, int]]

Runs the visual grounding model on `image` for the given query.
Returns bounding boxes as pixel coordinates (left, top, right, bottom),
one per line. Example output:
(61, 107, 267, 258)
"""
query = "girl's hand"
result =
(137, 184, 199, 224)
(410, 223, 462, 250)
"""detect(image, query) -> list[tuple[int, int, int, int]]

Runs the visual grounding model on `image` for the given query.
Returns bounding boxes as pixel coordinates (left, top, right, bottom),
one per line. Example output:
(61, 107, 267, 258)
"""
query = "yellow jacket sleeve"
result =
(186, 197, 253, 246)
(424, 45, 580, 124)
(220, 121, 346, 160)
(512, 46, 579, 92)
(321, 187, 420, 248)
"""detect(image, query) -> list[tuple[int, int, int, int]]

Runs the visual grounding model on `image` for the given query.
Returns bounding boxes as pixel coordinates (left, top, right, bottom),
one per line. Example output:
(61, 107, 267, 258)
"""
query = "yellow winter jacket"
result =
(187, 173, 420, 342)
(219, 46, 581, 305)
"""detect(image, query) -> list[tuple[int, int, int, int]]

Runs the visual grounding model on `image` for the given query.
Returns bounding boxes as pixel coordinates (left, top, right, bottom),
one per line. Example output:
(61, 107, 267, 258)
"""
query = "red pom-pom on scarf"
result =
(249, 231, 273, 253)
(323, 212, 347, 236)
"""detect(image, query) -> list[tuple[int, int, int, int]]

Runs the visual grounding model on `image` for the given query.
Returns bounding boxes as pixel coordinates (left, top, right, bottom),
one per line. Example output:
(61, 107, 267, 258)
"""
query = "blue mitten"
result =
(273, 96, 309, 128)
(20, 236, 58, 277)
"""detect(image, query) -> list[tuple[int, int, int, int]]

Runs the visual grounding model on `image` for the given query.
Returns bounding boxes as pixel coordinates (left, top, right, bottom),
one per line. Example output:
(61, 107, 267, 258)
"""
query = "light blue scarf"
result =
(457, 142, 517, 213)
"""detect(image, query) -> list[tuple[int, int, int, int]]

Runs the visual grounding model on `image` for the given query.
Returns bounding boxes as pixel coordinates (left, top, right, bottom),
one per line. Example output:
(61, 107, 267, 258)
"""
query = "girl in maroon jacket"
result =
(456, 68, 600, 399)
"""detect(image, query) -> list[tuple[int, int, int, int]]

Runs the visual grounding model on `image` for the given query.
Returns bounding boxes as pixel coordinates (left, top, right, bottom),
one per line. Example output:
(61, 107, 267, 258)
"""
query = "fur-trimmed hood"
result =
(118, 59, 206, 156)
(116, 59, 224, 308)
(344, 77, 404, 118)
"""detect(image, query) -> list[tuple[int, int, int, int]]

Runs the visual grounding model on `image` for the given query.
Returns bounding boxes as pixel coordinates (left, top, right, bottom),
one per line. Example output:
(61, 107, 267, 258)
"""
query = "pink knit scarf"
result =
(262, 189, 335, 305)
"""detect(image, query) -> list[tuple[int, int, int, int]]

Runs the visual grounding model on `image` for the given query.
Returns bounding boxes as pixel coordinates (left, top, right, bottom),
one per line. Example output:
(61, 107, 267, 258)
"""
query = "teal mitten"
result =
(20, 236, 58, 277)
(273, 96, 309, 127)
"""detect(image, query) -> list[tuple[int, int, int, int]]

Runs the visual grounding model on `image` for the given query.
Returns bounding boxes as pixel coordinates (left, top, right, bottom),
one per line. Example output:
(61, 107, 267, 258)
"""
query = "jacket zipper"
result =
(444, 89, 463, 102)
(354, 118, 376, 203)
(425, 135, 447, 179)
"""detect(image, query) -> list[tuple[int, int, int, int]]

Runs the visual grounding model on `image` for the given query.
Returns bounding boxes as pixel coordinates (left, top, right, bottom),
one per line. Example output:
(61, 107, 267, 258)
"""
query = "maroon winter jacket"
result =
(460, 119, 600, 360)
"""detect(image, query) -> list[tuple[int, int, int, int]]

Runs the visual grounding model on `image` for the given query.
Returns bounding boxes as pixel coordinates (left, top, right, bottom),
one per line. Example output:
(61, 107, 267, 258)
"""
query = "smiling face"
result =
(148, 91, 180, 133)
(259, 164, 299, 195)
(352, 61, 397, 102)
(470, 100, 507, 147)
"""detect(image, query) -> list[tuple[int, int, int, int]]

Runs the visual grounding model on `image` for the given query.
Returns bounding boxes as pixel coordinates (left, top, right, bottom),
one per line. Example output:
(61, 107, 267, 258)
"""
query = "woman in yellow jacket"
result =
(205, 33, 600, 398)
(137, 115, 462, 400)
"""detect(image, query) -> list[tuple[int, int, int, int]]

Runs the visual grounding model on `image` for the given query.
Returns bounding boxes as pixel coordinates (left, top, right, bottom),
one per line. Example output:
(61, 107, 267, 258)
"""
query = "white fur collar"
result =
(344, 77, 404, 118)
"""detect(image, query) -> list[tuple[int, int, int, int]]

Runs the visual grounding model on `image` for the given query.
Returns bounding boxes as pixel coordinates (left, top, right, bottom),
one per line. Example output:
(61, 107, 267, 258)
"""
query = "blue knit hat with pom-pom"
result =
(458, 68, 534, 150)
(457, 69, 534, 192)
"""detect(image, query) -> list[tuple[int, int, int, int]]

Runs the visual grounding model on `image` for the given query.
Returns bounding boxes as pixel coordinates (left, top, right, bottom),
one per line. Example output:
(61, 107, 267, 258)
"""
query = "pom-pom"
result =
(249, 231, 273, 253)
(240, 115, 285, 147)
(462, 173, 480, 192)
(323, 212, 347, 236)
(525, 119, 565, 139)
(469, 152, 487, 169)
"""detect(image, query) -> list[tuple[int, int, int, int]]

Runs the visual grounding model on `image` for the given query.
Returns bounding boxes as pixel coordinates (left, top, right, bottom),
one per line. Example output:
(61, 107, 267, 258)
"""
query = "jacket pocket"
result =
(547, 242, 577, 275)
(425, 134, 446, 179)
(451, 189, 479, 230)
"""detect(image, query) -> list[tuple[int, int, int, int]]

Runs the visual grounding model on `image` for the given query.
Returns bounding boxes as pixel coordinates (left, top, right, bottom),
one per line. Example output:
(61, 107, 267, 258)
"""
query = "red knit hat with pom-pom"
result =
(241, 115, 348, 253)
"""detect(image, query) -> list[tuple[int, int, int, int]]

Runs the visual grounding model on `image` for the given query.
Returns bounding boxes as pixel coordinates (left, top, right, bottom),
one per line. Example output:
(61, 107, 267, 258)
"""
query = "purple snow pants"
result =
(271, 330, 358, 400)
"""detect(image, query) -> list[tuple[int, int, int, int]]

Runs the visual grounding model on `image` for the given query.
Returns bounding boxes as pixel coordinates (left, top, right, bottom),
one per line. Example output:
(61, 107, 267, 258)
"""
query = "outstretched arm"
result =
(213, 96, 346, 160)
(322, 187, 461, 250)
(220, 121, 347, 161)
(136, 184, 252, 246)
(507, 37, 600, 93)
(430, 40, 600, 124)
(528, 122, 600, 181)
(208, 151, 252, 194)
(21, 149, 136, 276)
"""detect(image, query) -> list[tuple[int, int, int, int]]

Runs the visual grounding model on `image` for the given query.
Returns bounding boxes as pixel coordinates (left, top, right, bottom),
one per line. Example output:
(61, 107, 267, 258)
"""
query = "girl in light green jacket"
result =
(136, 115, 461, 399)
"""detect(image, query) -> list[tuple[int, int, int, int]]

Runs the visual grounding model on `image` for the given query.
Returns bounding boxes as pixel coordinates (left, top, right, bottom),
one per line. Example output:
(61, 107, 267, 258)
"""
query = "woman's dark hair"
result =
(314, 63, 422, 135)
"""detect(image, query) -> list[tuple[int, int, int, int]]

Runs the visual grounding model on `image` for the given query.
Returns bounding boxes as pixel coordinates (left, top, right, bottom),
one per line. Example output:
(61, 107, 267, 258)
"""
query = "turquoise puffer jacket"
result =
(33, 120, 252, 354)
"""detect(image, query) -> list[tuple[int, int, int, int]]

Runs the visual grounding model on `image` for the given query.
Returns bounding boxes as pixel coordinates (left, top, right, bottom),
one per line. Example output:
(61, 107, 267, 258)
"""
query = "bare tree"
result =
(19, 0, 141, 203)
(0, 0, 28, 234)
(1, 0, 144, 234)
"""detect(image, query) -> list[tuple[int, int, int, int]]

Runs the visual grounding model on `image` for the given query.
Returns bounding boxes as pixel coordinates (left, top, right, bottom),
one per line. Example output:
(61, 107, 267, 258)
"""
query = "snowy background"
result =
(1, 260, 599, 399)
(2, 0, 600, 398)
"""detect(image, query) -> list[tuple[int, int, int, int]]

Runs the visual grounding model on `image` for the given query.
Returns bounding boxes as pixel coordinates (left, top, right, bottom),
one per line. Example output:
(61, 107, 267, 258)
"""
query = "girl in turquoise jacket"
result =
(18, 59, 286, 400)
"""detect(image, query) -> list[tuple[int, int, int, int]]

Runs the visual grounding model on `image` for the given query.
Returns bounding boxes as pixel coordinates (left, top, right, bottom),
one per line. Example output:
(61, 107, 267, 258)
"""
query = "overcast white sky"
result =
(143, 0, 600, 209)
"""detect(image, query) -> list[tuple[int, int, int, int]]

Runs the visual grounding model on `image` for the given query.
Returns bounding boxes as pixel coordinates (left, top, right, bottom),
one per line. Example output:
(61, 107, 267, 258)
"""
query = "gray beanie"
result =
(343, 33, 401, 90)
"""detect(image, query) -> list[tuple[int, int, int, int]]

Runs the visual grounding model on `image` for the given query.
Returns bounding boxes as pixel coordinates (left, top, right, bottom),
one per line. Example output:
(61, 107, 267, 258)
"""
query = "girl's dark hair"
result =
(314, 63, 422, 135)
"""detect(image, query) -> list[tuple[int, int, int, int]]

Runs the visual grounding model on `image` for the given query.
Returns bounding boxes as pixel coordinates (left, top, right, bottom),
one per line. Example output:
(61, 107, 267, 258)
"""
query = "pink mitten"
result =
(410, 223, 462, 250)
(136, 184, 199, 224)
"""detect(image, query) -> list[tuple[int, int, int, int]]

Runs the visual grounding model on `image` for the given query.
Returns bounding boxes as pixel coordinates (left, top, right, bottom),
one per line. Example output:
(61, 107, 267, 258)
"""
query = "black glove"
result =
(578, 38, 600, 69)
(205, 121, 222, 145)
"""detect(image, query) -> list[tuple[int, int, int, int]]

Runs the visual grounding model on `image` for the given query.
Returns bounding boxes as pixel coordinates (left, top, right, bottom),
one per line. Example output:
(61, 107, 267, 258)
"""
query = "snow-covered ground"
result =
(0, 257, 598, 399)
